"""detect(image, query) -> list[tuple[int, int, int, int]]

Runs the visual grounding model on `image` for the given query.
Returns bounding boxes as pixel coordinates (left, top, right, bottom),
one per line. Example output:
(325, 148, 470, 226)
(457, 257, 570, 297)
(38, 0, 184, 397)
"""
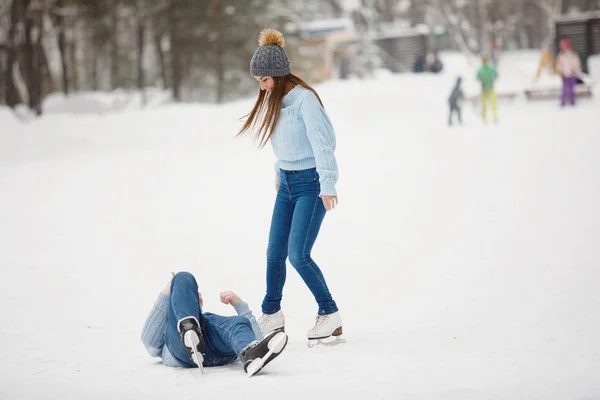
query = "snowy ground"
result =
(1, 53, 599, 399)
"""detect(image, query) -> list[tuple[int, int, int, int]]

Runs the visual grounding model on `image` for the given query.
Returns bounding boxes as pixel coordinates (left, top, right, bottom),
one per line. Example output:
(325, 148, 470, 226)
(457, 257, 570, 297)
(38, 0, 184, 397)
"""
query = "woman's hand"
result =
(322, 196, 338, 211)
(162, 272, 176, 295)
(220, 291, 242, 306)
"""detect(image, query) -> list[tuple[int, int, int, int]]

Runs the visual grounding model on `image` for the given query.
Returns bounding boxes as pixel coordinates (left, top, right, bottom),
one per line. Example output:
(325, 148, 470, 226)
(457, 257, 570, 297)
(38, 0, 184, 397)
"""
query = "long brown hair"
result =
(238, 73, 324, 147)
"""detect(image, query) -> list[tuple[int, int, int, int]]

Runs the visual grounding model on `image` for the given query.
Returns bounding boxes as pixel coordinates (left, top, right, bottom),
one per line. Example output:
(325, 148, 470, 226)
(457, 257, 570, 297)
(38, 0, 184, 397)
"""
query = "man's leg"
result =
(203, 314, 288, 377)
(457, 105, 463, 124)
(206, 315, 256, 357)
(165, 272, 203, 367)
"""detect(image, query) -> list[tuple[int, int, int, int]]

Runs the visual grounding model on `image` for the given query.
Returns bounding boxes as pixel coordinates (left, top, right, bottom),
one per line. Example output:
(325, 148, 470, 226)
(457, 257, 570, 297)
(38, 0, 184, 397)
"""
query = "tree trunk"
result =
(92, 49, 99, 91)
(478, 0, 490, 55)
(68, 38, 78, 91)
(37, 41, 53, 97)
(23, 0, 42, 115)
(5, 0, 21, 107)
(55, 0, 69, 94)
(518, 1, 530, 49)
(33, 8, 46, 115)
(137, 18, 146, 105)
(110, 0, 119, 89)
(211, 0, 224, 104)
(168, 2, 181, 101)
(154, 32, 168, 90)
(0, 47, 5, 104)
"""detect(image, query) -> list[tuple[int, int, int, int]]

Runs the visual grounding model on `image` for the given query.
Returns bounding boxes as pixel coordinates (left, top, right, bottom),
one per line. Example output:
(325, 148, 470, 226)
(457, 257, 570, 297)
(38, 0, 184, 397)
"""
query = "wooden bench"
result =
(524, 85, 594, 101)
(465, 92, 519, 107)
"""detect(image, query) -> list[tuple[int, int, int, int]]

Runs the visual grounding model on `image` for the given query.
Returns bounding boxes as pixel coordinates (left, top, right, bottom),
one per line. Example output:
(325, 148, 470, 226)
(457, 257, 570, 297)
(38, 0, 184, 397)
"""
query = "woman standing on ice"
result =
(238, 28, 342, 344)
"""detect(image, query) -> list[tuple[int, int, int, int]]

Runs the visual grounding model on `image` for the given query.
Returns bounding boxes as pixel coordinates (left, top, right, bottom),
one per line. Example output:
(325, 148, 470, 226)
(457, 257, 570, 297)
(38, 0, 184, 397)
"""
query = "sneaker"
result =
(257, 310, 285, 335)
(179, 317, 205, 369)
(240, 330, 288, 377)
(307, 311, 343, 340)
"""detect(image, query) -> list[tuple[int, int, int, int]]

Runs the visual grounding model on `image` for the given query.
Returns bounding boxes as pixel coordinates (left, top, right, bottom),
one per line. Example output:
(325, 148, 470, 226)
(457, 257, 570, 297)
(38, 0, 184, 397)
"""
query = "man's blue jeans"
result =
(165, 272, 256, 368)
(262, 168, 338, 316)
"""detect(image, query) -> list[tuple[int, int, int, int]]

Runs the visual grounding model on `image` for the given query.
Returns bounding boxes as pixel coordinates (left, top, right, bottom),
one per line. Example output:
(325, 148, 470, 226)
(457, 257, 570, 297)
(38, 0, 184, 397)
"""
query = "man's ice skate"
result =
(240, 330, 288, 377)
(306, 311, 345, 348)
(179, 317, 206, 372)
(257, 310, 285, 335)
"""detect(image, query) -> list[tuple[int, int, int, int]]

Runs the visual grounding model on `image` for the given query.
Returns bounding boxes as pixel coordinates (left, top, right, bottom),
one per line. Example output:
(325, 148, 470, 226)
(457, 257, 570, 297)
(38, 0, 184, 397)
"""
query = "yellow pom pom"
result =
(258, 28, 285, 47)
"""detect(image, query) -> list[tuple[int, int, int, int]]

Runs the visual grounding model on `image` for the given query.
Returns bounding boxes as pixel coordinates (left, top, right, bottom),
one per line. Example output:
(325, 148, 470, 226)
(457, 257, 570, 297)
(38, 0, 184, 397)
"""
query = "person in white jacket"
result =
(556, 39, 582, 106)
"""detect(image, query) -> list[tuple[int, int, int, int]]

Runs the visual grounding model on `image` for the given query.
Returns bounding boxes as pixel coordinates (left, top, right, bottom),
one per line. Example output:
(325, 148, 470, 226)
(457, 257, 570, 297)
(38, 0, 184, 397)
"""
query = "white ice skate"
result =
(258, 310, 285, 335)
(307, 311, 345, 348)
(241, 331, 288, 378)
(183, 330, 205, 373)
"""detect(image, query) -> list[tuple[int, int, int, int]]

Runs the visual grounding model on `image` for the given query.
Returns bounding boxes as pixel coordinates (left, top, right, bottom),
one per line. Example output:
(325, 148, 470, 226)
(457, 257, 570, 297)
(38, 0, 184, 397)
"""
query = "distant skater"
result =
(476, 57, 499, 123)
(556, 39, 582, 107)
(448, 77, 464, 126)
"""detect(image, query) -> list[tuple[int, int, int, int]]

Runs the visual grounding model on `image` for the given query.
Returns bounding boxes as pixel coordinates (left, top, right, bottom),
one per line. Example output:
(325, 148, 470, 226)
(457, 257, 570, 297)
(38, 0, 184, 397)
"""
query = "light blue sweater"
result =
(141, 293, 262, 368)
(272, 86, 339, 196)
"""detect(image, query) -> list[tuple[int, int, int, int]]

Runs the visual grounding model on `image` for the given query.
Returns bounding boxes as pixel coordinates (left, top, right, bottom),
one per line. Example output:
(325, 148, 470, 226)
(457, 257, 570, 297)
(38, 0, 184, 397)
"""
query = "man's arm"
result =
(221, 291, 263, 340)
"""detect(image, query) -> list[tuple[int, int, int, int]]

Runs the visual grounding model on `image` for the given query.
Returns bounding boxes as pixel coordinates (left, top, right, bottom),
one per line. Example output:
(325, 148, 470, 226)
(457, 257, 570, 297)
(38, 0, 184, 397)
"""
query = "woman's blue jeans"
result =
(261, 168, 338, 316)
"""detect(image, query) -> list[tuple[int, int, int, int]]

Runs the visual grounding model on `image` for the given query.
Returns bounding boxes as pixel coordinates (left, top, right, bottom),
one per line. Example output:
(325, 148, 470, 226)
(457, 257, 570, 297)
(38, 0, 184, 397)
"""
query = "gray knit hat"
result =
(250, 28, 291, 77)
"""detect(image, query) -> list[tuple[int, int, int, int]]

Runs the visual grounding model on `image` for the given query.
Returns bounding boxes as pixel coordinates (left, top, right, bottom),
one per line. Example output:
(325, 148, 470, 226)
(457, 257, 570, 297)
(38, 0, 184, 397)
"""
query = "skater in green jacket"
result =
(476, 57, 499, 123)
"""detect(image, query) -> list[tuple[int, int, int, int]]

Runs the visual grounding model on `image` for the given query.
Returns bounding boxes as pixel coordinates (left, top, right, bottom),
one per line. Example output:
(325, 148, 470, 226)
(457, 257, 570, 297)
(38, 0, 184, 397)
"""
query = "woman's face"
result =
(255, 76, 275, 92)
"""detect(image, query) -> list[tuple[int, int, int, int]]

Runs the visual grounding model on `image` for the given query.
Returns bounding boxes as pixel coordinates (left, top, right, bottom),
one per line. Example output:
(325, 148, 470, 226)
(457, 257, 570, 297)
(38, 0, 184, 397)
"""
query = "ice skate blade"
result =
(264, 326, 285, 335)
(307, 326, 343, 340)
(246, 332, 287, 378)
(184, 331, 204, 373)
(307, 335, 346, 348)
(191, 349, 204, 373)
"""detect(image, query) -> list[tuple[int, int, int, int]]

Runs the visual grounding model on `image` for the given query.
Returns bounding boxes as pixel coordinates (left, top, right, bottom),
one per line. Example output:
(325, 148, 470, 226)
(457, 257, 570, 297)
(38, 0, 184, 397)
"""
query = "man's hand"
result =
(162, 272, 176, 295)
(275, 184, 280, 192)
(322, 195, 338, 211)
(220, 291, 242, 306)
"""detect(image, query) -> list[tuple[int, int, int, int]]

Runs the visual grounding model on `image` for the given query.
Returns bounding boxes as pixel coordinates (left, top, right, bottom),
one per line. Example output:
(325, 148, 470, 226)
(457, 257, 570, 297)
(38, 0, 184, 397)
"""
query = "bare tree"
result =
(532, 0, 563, 46)
(209, 0, 225, 103)
(136, 14, 145, 102)
(422, 0, 479, 56)
(23, 0, 40, 114)
(153, 28, 168, 89)
(5, 0, 22, 107)
(52, 0, 69, 94)
(110, 0, 119, 89)
(167, 1, 181, 101)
